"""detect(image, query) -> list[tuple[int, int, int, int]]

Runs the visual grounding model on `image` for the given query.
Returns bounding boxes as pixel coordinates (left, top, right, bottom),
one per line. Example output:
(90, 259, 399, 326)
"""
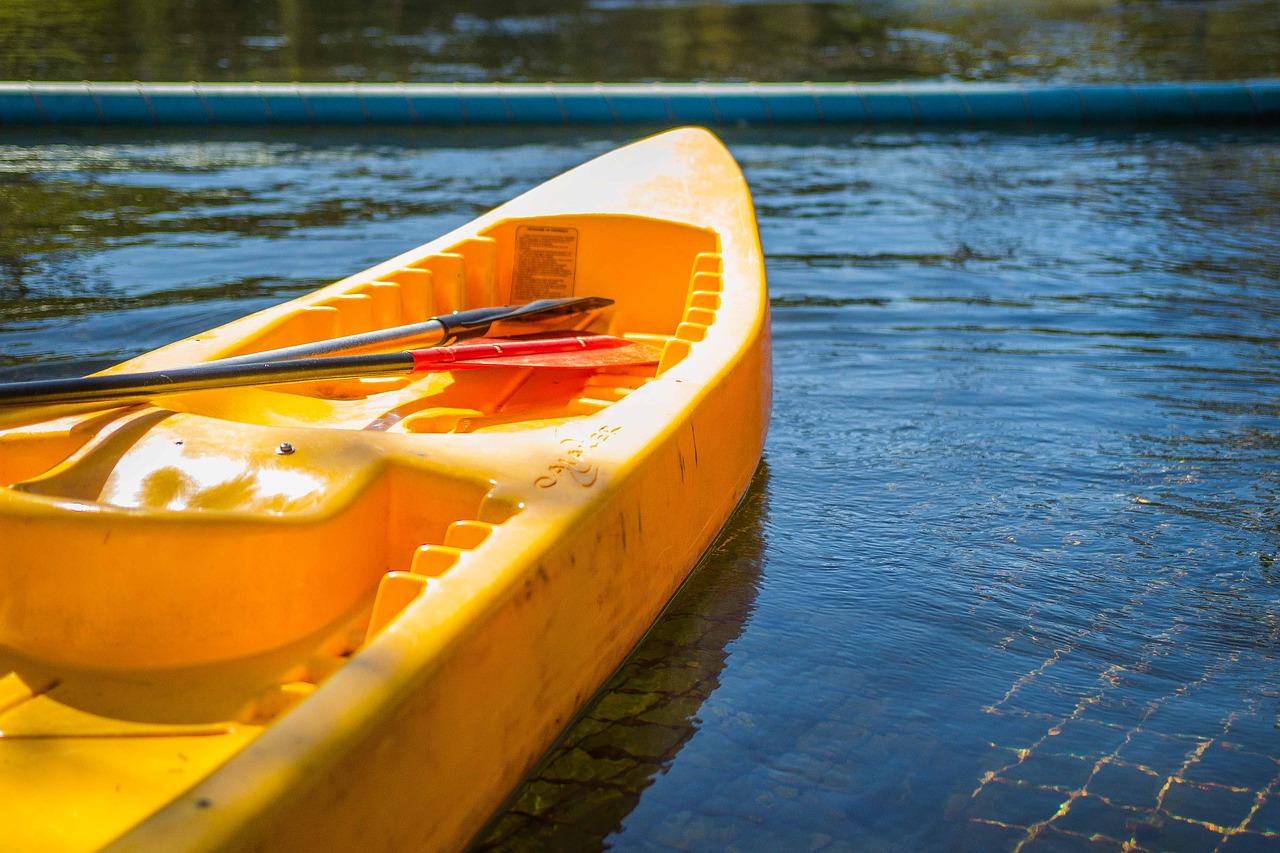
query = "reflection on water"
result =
(2, 126, 1280, 850)
(1, 0, 1279, 84)
(477, 465, 769, 850)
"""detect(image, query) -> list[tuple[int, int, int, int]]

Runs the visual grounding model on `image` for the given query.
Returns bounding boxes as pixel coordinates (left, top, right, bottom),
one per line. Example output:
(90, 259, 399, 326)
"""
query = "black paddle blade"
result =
(437, 296, 614, 340)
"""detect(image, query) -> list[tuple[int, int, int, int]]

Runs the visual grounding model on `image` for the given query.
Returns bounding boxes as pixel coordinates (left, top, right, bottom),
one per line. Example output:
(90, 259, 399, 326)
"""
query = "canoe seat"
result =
(0, 409, 508, 671)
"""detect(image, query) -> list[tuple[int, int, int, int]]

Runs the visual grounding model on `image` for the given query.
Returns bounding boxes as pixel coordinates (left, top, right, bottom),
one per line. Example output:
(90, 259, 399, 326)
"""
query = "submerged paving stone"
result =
(1001, 681, 1088, 722)
(1181, 741, 1280, 791)
(1021, 826, 1125, 852)
(619, 664, 708, 697)
(999, 751, 1095, 791)
(551, 787, 635, 837)
(638, 694, 707, 728)
(679, 730, 747, 771)
(478, 811, 536, 849)
(767, 750, 834, 785)
(1248, 794, 1280, 834)
(588, 689, 664, 723)
(1149, 815, 1231, 850)
(965, 781, 1071, 828)
(614, 763, 662, 795)
(1085, 761, 1164, 809)
(557, 715, 613, 748)
(575, 720, 691, 761)
(542, 747, 635, 785)
(1142, 697, 1234, 740)
(984, 710, 1063, 751)
(507, 779, 577, 818)
(518, 820, 604, 852)
(1051, 794, 1146, 841)
(1081, 694, 1157, 730)
(1039, 719, 1130, 759)
(652, 809, 742, 851)
(1222, 711, 1280, 743)
(1160, 778, 1257, 830)
(949, 820, 1033, 853)
(807, 831, 834, 851)
(1115, 730, 1202, 778)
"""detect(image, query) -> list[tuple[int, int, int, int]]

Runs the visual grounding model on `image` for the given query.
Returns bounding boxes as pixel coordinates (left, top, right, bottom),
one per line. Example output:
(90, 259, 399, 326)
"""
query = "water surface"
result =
(2, 125, 1278, 851)
(3, 0, 1280, 84)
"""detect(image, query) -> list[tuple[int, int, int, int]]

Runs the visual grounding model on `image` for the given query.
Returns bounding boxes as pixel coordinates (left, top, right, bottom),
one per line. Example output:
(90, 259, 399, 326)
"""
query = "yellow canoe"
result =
(0, 127, 770, 852)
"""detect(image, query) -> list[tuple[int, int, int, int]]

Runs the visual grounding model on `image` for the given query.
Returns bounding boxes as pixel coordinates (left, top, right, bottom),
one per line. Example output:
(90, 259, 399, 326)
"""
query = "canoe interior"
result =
(1, 210, 722, 668)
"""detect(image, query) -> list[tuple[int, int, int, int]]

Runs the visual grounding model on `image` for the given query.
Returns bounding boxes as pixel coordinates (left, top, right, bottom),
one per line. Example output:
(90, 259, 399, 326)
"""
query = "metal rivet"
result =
(277, 442, 295, 455)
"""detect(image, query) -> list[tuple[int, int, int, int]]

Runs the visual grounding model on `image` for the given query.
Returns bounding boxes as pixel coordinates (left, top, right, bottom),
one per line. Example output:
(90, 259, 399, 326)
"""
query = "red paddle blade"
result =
(408, 334, 661, 372)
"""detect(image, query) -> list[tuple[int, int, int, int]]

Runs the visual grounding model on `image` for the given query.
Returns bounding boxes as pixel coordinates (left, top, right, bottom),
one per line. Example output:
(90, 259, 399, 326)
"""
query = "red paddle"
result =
(408, 334, 656, 371)
(0, 335, 661, 409)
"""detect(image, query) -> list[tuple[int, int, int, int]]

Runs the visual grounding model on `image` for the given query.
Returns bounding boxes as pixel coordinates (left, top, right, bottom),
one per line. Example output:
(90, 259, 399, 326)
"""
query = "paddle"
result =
(0, 334, 659, 409)
(213, 295, 614, 365)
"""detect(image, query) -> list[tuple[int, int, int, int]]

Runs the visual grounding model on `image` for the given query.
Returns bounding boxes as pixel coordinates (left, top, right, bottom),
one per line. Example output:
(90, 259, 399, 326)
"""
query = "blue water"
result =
(3, 126, 1280, 851)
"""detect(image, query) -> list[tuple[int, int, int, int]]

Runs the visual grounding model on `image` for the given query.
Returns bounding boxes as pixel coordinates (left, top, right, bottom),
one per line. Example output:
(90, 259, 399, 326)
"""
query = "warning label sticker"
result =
(512, 225, 578, 301)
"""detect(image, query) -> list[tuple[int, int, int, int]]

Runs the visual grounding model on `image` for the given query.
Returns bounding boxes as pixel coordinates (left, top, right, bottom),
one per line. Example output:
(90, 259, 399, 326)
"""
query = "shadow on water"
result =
(474, 463, 770, 851)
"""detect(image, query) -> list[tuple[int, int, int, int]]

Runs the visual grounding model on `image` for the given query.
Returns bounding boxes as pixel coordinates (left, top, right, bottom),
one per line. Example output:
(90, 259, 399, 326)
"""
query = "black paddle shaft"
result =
(0, 352, 415, 408)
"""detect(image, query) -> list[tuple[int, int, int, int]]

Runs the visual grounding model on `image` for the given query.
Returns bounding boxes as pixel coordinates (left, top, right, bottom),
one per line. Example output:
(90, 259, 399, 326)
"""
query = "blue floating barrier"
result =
(812, 91, 870, 123)
(94, 88, 154, 126)
(606, 88, 673, 123)
(36, 87, 101, 126)
(501, 89, 566, 124)
(458, 91, 511, 124)
(960, 87, 1030, 123)
(706, 90, 771, 125)
(1249, 80, 1280, 119)
(0, 90, 43, 126)
(558, 89, 616, 124)
(1129, 84, 1197, 121)
(405, 90, 466, 125)
(906, 88, 971, 123)
(860, 87, 918, 123)
(262, 90, 310, 124)
(0, 81, 1275, 129)
(145, 86, 215, 126)
(1185, 82, 1258, 120)
(302, 88, 369, 124)
(1025, 87, 1085, 123)
(664, 89, 720, 124)
(358, 89, 416, 124)
(202, 90, 271, 125)
(757, 88, 822, 123)
(1077, 85, 1141, 123)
